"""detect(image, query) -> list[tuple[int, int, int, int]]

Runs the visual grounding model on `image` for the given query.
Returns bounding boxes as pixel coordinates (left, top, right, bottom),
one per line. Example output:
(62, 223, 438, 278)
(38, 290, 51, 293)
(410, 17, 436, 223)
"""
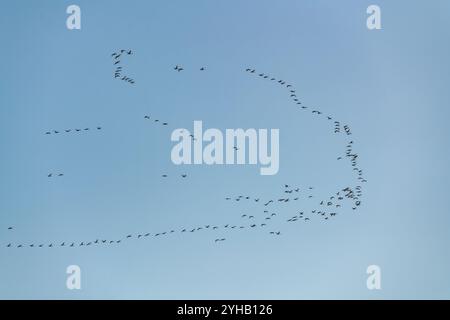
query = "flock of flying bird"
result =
(112, 49, 135, 84)
(45, 127, 102, 135)
(144, 115, 169, 126)
(244, 67, 366, 212)
(4, 51, 366, 248)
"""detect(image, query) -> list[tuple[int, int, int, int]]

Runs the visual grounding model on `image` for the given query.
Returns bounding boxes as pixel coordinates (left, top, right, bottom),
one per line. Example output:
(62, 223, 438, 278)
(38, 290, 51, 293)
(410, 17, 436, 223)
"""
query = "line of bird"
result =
(144, 115, 168, 126)
(45, 127, 102, 135)
(161, 174, 187, 178)
(4, 178, 345, 249)
(174, 65, 206, 72)
(245, 67, 366, 210)
(112, 49, 135, 84)
(5, 183, 312, 248)
(47, 173, 64, 178)
(5, 216, 288, 248)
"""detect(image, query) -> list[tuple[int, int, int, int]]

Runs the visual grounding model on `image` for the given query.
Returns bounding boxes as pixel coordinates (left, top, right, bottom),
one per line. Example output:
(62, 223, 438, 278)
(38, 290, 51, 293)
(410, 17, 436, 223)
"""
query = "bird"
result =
(200, 67, 205, 71)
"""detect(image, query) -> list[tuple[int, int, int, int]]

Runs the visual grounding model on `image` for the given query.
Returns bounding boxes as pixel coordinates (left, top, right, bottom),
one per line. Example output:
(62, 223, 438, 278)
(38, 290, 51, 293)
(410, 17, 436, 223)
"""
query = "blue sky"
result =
(1, 0, 450, 299)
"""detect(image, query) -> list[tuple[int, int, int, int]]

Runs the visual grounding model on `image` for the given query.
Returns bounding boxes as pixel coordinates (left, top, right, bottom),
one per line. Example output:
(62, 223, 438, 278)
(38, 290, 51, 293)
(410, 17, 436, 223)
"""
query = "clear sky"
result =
(1, 0, 450, 299)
